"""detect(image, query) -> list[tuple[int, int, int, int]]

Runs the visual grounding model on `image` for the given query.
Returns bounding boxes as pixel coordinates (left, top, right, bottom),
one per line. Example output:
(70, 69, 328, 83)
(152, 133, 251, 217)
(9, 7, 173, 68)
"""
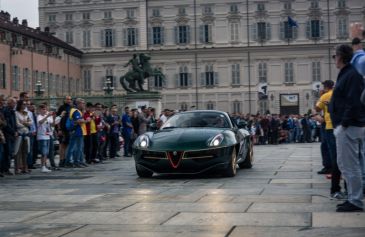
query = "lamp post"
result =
(103, 76, 114, 106)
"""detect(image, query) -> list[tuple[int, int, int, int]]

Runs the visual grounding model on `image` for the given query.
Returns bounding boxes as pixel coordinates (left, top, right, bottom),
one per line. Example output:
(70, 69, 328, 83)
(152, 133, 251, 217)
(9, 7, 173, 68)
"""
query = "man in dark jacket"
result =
(329, 44, 365, 212)
(2, 98, 17, 175)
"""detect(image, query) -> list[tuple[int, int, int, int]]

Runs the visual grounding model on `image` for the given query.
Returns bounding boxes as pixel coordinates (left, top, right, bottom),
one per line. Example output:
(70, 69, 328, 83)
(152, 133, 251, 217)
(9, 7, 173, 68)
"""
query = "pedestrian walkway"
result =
(0, 143, 364, 237)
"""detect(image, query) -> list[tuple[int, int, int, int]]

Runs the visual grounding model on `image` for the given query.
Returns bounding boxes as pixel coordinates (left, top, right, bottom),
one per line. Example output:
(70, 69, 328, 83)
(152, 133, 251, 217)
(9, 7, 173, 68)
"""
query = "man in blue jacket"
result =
(329, 44, 365, 212)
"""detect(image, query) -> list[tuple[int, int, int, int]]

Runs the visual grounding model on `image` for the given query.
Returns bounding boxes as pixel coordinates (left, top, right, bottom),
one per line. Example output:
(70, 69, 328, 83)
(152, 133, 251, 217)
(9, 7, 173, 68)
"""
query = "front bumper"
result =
(134, 146, 234, 174)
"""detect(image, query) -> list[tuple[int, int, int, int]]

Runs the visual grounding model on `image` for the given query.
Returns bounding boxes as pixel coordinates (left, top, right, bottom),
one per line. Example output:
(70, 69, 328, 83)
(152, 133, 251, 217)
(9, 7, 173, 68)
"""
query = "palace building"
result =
(38, 0, 364, 114)
(0, 10, 82, 99)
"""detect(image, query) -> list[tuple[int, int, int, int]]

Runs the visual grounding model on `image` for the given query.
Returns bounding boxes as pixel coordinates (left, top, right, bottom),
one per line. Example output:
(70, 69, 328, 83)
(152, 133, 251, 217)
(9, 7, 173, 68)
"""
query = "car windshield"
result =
(161, 112, 230, 129)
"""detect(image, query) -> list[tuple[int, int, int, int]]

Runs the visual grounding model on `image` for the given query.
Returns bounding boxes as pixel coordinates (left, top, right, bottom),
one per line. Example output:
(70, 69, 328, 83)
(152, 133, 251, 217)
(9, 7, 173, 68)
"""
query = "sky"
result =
(0, 0, 39, 27)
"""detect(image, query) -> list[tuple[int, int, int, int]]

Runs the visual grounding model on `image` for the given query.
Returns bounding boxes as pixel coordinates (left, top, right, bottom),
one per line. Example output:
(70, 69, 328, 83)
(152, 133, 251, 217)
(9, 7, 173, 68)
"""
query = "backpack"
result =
(65, 108, 78, 131)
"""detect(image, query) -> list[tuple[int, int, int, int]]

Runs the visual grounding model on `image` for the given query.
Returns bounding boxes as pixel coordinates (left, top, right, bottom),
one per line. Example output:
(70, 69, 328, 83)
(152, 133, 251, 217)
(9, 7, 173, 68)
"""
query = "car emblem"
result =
(173, 151, 177, 156)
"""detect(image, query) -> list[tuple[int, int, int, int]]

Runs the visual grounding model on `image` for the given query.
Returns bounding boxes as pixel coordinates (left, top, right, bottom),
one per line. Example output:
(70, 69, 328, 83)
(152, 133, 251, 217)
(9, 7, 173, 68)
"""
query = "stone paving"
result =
(0, 143, 365, 237)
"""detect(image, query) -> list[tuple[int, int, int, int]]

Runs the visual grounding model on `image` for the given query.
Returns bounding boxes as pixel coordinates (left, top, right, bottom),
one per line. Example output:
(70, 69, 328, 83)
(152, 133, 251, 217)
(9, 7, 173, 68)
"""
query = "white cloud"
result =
(0, 0, 39, 27)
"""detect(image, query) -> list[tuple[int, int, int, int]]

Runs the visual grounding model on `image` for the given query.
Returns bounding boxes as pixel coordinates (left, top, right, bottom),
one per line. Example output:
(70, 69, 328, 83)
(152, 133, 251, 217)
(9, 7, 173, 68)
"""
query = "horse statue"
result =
(120, 53, 165, 92)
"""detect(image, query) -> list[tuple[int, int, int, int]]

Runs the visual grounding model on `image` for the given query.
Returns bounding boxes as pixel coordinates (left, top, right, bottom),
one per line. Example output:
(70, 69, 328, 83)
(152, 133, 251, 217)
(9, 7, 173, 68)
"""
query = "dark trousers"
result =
(109, 133, 119, 158)
(325, 129, 342, 194)
(122, 131, 131, 156)
(320, 126, 331, 170)
(84, 134, 98, 162)
(2, 139, 14, 172)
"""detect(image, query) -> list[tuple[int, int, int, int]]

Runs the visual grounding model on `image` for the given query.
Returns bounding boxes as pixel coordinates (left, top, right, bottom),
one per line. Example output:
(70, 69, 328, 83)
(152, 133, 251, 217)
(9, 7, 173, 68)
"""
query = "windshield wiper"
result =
(162, 126, 179, 129)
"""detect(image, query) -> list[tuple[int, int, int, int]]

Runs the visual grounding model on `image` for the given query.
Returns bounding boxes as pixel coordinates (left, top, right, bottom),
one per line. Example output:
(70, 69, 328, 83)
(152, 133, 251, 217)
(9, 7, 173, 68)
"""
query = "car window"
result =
(161, 112, 230, 129)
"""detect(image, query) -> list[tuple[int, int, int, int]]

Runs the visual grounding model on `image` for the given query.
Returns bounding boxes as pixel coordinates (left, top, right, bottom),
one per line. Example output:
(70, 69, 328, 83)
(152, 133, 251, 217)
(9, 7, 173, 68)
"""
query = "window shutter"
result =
(113, 76, 117, 88)
(83, 31, 86, 47)
(112, 29, 116, 47)
(208, 25, 213, 43)
(188, 73, 192, 87)
(100, 30, 105, 47)
(320, 20, 325, 38)
(279, 22, 284, 40)
(199, 25, 204, 43)
(101, 76, 105, 90)
(266, 23, 271, 40)
(174, 26, 178, 44)
(200, 72, 205, 86)
(147, 28, 152, 45)
(175, 73, 179, 88)
(293, 26, 298, 39)
(162, 75, 167, 88)
(186, 25, 191, 44)
(123, 29, 127, 46)
(161, 27, 165, 45)
(306, 21, 311, 39)
(214, 72, 219, 85)
(251, 23, 257, 41)
(135, 29, 139, 46)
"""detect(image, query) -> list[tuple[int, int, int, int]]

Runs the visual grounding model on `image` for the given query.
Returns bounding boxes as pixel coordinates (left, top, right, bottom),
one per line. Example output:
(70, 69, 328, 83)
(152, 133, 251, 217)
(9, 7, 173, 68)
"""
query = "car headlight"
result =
(208, 134, 224, 147)
(139, 135, 150, 148)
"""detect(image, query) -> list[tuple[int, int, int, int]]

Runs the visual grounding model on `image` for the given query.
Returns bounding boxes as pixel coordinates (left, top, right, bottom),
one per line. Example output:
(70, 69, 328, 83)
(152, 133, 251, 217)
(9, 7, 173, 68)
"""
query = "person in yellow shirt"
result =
(316, 80, 345, 199)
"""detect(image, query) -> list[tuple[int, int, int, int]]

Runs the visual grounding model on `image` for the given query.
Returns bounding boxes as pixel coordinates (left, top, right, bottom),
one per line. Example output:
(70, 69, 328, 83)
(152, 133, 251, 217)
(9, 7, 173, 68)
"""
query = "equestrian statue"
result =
(120, 53, 165, 92)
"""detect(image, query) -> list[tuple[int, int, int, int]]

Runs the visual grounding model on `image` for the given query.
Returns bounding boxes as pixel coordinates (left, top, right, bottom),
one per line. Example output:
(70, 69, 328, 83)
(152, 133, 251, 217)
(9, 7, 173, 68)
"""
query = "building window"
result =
(176, 25, 190, 44)
(233, 101, 241, 114)
(338, 0, 346, 8)
(257, 3, 265, 11)
(41, 72, 47, 91)
(280, 21, 297, 40)
(126, 9, 135, 19)
(200, 24, 212, 44)
(56, 75, 61, 96)
(181, 103, 188, 111)
(104, 11, 112, 19)
(65, 13, 73, 21)
(106, 68, 116, 88)
(48, 14, 56, 22)
(205, 64, 214, 86)
(257, 22, 271, 41)
(62, 76, 67, 94)
(312, 61, 321, 82)
(82, 12, 90, 20)
(49, 73, 55, 94)
(83, 70, 91, 91)
(230, 4, 238, 13)
(12, 65, 20, 91)
(23, 68, 30, 92)
(284, 62, 294, 83)
(83, 30, 91, 48)
(203, 6, 212, 15)
(230, 22, 239, 42)
(307, 20, 324, 39)
(105, 29, 114, 47)
(152, 8, 160, 17)
(0, 64, 6, 89)
(66, 31, 73, 44)
(179, 66, 189, 88)
(231, 64, 240, 85)
(154, 75, 163, 89)
(152, 26, 164, 45)
(178, 7, 186, 16)
(206, 101, 214, 110)
(284, 2, 292, 10)
(258, 62, 267, 83)
(124, 28, 138, 46)
(337, 17, 348, 39)
(310, 0, 319, 9)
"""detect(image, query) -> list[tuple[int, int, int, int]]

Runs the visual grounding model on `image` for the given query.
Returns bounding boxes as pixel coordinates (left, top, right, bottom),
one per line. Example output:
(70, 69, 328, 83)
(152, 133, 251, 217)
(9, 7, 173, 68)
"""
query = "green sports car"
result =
(133, 110, 253, 177)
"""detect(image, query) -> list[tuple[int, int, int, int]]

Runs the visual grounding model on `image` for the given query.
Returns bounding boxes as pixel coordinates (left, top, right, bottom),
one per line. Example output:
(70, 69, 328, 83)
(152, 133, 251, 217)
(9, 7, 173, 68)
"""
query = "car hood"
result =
(148, 128, 226, 151)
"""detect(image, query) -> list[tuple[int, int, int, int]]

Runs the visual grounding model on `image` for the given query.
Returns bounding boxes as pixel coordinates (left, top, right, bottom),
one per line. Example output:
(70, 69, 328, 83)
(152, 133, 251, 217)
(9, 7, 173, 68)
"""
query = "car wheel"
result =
(135, 164, 153, 178)
(239, 140, 253, 169)
(223, 147, 237, 177)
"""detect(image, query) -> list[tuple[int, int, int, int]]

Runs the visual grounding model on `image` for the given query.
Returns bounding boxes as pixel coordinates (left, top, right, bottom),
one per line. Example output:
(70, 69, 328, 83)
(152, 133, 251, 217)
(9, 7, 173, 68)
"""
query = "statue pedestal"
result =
(124, 91, 162, 115)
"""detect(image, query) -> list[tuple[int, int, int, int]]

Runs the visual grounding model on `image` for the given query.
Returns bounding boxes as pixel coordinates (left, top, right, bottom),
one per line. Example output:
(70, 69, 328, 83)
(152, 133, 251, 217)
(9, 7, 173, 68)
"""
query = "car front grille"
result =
(183, 148, 221, 160)
(141, 151, 167, 160)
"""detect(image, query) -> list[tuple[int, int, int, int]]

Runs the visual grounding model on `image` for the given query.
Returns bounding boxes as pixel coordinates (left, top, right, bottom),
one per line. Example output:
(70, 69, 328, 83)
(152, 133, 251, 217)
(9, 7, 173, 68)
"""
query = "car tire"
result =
(239, 140, 253, 169)
(223, 147, 237, 177)
(136, 164, 153, 178)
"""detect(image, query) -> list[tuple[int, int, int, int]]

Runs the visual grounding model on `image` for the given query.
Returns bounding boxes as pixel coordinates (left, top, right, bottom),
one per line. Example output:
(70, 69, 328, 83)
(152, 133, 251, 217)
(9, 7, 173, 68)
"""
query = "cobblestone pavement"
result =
(0, 143, 365, 237)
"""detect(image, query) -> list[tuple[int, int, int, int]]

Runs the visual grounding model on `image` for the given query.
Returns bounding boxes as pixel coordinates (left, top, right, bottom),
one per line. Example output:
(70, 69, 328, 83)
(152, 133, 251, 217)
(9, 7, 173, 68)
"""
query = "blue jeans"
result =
(66, 135, 84, 164)
(320, 125, 331, 170)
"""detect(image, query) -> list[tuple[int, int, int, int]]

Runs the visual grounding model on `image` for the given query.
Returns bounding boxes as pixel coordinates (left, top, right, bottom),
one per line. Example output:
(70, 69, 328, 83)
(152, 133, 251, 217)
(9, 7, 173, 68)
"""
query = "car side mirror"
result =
(237, 121, 247, 129)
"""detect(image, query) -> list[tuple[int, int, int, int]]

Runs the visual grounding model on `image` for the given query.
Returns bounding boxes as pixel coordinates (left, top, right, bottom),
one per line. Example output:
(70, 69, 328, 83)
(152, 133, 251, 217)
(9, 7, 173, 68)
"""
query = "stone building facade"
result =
(39, 0, 365, 114)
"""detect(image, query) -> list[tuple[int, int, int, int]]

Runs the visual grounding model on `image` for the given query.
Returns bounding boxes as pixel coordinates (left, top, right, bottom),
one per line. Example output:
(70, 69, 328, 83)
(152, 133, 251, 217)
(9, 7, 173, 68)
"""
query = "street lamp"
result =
(103, 76, 114, 106)
(34, 80, 45, 97)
